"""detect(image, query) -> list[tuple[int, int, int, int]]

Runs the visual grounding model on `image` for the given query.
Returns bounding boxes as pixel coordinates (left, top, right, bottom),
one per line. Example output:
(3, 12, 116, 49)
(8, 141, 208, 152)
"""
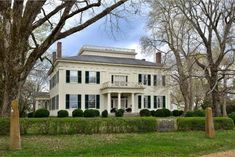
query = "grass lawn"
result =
(0, 130, 235, 157)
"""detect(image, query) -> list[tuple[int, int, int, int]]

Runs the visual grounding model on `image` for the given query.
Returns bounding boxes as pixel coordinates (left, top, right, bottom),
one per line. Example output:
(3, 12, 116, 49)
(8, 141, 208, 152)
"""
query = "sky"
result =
(52, 9, 154, 61)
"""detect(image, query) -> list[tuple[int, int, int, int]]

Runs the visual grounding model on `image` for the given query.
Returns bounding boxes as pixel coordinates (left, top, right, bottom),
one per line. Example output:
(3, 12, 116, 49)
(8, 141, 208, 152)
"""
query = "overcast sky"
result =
(52, 10, 154, 61)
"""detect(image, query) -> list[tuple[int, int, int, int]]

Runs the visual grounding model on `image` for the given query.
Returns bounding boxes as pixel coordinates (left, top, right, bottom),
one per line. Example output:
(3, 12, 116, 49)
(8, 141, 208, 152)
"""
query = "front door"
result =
(111, 97, 128, 109)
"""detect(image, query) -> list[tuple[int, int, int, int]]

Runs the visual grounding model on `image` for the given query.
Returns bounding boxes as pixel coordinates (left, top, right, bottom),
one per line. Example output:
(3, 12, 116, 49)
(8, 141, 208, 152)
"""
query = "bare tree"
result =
(141, 0, 200, 112)
(0, 0, 130, 116)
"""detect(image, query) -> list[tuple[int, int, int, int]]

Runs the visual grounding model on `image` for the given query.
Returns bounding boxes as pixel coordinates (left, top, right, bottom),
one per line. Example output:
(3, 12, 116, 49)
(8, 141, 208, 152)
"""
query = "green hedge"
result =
(177, 117, 234, 131)
(0, 117, 157, 135)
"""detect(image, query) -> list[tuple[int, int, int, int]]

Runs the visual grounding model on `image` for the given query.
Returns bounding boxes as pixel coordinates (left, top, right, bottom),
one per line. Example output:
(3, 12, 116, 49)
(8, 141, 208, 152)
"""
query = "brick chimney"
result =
(56, 42, 62, 59)
(156, 52, 161, 64)
(52, 52, 56, 63)
(142, 59, 146, 61)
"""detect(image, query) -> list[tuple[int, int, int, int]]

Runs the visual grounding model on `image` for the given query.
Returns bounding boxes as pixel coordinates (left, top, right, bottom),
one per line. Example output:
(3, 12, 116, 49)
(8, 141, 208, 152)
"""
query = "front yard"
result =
(1, 130, 235, 157)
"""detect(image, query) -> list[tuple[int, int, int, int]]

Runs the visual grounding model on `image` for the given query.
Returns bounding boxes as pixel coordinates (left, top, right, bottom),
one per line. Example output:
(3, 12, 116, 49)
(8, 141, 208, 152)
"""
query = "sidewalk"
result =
(201, 150, 235, 157)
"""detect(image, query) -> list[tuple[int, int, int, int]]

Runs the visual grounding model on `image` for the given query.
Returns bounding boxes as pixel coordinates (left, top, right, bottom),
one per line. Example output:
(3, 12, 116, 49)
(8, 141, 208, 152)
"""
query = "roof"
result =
(60, 55, 161, 67)
(35, 92, 50, 99)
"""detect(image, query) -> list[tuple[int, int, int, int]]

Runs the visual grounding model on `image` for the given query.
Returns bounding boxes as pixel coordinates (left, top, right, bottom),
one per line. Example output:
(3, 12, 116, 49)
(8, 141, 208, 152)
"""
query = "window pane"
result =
(89, 72, 96, 83)
(88, 95, 96, 108)
(144, 96, 148, 108)
(70, 95, 78, 108)
(70, 71, 78, 82)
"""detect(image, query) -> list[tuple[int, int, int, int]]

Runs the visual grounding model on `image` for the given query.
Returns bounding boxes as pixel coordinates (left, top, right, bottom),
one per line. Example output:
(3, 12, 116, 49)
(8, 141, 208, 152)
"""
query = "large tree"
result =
(0, 0, 129, 117)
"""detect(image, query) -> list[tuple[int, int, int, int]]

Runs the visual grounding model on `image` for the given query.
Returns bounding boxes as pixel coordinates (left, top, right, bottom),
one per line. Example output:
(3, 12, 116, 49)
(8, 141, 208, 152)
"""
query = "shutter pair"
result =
(138, 95, 151, 108)
(85, 71, 100, 84)
(138, 74, 151, 86)
(153, 75, 166, 86)
(66, 94, 81, 109)
(66, 70, 82, 83)
(153, 96, 166, 108)
(85, 95, 100, 109)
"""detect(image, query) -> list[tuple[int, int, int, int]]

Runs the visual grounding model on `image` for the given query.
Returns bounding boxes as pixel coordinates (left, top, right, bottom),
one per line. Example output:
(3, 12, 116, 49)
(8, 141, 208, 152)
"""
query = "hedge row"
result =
(177, 117, 234, 131)
(0, 117, 156, 135)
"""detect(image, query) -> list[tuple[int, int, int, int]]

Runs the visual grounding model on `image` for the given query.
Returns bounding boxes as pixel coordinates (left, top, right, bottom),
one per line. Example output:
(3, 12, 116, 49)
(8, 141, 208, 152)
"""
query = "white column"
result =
(141, 94, 144, 109)
(107, 93, 111, 113)
(118, 93, 121, 109)
(131, 93, 135, 112)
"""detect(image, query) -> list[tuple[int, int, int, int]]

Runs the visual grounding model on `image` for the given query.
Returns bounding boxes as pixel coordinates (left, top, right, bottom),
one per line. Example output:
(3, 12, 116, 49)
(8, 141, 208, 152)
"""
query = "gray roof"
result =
(35, 92, 50, 98)
(60, 55, 161, 67)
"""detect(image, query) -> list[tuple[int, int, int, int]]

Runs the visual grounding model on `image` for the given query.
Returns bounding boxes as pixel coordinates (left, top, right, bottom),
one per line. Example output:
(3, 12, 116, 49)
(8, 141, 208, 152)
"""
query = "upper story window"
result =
(66, 70, 82, 83)
(153, 75, 166, 86)
(50, 71, 59, 89)
(85, 71, 100, 84)
(65, 94, 81, 109)
(111, 75, 128, 86)
(85, 95, 100, 109)
(138, 74, 151, 86)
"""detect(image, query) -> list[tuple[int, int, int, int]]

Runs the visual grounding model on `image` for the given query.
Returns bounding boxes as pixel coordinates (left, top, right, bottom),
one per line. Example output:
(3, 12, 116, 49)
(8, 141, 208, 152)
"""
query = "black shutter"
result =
(85, 95, 89, 109)
(77, 95, 81, 109)
(78, 71, 82, 83)
(66, 94, 70, 109)
(85, 71, 89, 83)
(96, 72, 100, 84)
(148, 96, 151, 108)
(111, 75, 114, 83)
(154, 96, 157, 108)
(138, 74, 142, 83)
(163, 96, 166, 108)
(126, 76, 128, 82)
(138, 95, 142, 109)
(66, 70, 70, 83)
(162, 75, 166, 86)
(154, 75, 157, 86)
(96, 95, 100, 109)
(148, 74, 151, 86)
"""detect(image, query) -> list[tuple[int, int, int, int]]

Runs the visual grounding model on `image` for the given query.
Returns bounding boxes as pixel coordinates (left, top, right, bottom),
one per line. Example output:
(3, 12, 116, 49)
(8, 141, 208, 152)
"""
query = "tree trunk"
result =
(211, 86, 222, 117)
(222, 76, 227, 117)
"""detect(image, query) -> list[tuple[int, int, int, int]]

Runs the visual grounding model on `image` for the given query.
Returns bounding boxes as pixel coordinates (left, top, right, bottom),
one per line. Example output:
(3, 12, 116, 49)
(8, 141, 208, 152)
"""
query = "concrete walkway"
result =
(201, 150, 235, 157)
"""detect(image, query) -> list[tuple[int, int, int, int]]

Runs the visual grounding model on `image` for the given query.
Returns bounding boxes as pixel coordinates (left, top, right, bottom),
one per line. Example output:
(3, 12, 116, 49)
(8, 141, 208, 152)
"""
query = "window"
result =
(50, 95, 59, 110)
(66, 70, 82, 83)
(154, 96, 166, 108)
(85, 71, 100, 84)
(153, 75, 166, 86)
(112, 75, 128, 86)
(66, 94, 81, 109)
(138, 74, 151, 86)
(85, 95, 100, 109)
(50, 71, 59, 89)
(144, 96, 151, 108)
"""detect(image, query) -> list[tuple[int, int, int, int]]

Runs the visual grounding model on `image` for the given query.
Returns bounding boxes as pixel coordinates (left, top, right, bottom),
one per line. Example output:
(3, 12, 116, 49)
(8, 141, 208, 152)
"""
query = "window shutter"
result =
(85, 71, 89, 83)
(126, 76, 128, 82)
(78, 71, 82, 83)
(96, 72, 100, 84)
(148, 96, 151, 108)
(163, 96, 166, 108)
(77, 95, 81, 109)
(162, 75, 166, 86)
(148, 75, 151, 86)
(66, 94, 70, 109)
(85, 95, 88, 109)
(111, 75, 114, 83)
(154, 96, 157, 108)
(96, 95, 100, 109)
(138, 95, 142, 109)
(66, 70, 70, 83)
(138, 74, 142, 83)
(154, 75, 157, 86)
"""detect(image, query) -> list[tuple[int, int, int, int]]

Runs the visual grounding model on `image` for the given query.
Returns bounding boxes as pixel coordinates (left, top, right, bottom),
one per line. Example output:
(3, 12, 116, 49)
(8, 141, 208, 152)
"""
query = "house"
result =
(48, 42, 171, 116)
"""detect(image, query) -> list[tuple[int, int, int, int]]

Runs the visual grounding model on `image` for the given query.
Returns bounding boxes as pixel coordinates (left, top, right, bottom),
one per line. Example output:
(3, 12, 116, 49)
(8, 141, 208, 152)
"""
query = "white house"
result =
(48, 42, 171, 116)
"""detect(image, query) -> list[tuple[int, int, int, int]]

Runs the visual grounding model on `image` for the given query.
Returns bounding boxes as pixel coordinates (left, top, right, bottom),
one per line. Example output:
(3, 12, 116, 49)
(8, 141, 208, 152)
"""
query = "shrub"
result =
(72, 109, 84, 117)
(115, 109, 124, 117)
(28, 112, 34, 118)
(155, 109, 171, 117)
(57, 110, 69, 118)
(101, 110, 108, 118)
(228, 112, 235, 124)
(177, 117, 234, 131)
(163, 109, 171, 117)
(110, 108, 116, 113)
(185, 110, 205, 117)
(227, 105, 235, 114)
(172, 110, 183, 117)
(126, 108, 132, 112)
(34, 109, 49, 118)
(150, 110, 156, 116)
(139, 109, 151, 117)
(84, 109, 99, 117)
(119, 109, 125, 114)
(0, 118, 10, 135)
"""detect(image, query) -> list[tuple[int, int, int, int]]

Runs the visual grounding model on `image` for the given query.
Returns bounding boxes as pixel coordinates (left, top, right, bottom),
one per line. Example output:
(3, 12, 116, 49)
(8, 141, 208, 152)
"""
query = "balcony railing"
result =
(101, 81, 144, 89)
